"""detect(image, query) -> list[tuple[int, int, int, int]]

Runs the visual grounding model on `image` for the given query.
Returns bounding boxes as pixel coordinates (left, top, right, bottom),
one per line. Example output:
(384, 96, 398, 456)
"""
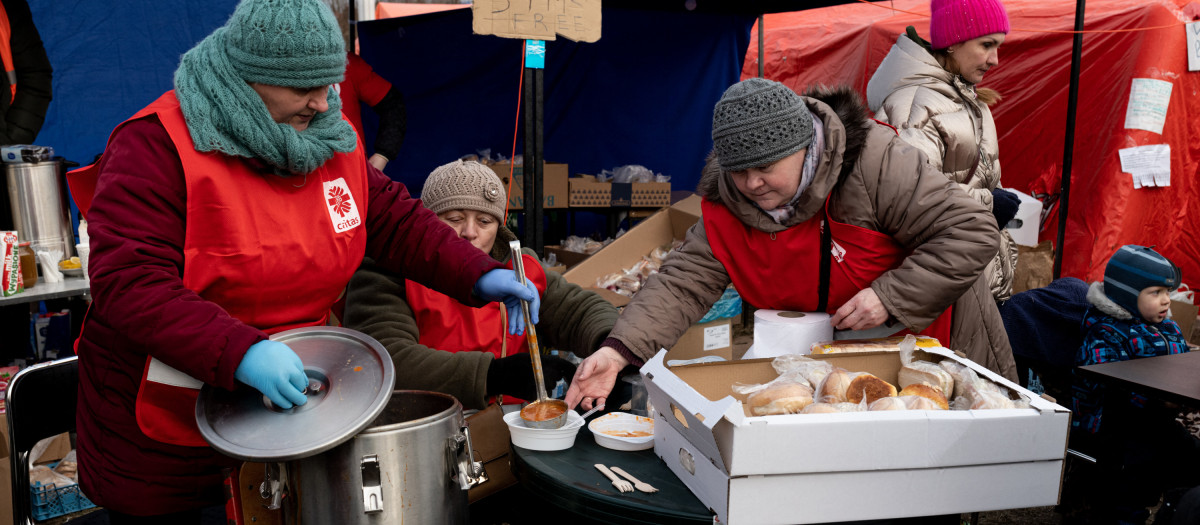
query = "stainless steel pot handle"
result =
(259, 462, 288, 510)
(450, 426, 488, 490)
(361, 455, 384, 513)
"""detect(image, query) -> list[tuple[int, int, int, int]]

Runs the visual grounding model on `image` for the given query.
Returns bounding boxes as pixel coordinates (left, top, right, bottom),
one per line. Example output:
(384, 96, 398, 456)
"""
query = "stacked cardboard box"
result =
(486, 161, 569, 210)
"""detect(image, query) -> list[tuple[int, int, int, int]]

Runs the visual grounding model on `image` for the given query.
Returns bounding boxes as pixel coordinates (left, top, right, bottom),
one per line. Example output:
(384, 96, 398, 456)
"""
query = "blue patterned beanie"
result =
(1103, 245, 1181, 317)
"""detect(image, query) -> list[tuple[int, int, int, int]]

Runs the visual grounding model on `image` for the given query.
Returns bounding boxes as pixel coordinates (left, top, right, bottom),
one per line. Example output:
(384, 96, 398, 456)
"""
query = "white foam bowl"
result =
(587, 412, 654, 451)
(503, 409, 584, 451)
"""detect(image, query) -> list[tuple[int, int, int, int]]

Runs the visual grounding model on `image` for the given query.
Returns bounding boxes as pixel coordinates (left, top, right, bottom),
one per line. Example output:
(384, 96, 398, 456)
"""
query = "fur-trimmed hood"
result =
(697, 85, 872, 232)
(488, 225, 519, 263)
(1087, 281, 1135, 321)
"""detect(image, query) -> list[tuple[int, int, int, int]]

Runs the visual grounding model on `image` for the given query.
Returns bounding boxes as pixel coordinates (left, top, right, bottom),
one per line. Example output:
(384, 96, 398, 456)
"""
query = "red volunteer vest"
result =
(702, 199, 952, 345)
(69, 92, 368, 446)
(405, 253, 547, 405)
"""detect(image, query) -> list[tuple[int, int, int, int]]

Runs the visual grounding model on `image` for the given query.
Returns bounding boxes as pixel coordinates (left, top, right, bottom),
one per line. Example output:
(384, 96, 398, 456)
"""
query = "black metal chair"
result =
(6, 356, 80, 525)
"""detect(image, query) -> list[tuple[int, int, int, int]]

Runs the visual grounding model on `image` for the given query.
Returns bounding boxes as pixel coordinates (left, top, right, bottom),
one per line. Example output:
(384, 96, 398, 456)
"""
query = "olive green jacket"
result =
(343, 227, 618, 409)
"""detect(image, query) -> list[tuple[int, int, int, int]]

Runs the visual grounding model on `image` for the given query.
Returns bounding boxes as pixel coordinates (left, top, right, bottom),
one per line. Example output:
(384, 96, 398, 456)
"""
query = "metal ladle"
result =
(510, 240, 569, 430)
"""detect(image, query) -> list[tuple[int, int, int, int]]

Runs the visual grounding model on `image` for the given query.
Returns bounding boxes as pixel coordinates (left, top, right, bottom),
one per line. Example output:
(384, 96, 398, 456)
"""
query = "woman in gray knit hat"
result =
(67, 1, 537, 520)
(344, 159, 618, 412)
(567, 78, 1016, 412)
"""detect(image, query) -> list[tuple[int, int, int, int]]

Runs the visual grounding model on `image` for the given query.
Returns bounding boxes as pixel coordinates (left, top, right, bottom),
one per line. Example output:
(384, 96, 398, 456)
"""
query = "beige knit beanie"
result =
(422, 160, 507, 219)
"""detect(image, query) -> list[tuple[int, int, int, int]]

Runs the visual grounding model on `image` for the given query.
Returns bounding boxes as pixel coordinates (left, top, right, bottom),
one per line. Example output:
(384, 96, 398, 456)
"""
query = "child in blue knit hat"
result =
(1070, 245, 1199, 524)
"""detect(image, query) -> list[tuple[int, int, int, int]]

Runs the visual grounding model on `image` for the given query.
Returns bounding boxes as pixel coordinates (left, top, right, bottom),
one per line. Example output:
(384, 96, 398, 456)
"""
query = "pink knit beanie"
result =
(929, 0, 1010, 49)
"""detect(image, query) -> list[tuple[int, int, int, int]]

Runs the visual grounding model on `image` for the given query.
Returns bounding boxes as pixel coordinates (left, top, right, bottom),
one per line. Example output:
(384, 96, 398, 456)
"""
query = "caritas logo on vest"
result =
(323, 178, 362, 233)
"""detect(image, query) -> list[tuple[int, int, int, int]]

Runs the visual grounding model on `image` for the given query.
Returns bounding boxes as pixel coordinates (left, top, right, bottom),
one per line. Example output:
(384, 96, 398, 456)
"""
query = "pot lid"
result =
(196, 326, 396, 462)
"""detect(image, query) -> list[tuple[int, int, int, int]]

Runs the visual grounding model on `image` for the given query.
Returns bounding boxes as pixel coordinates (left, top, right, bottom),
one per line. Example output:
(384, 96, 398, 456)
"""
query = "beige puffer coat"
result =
(607, 86, 1017, 382)
(866, 34, 1018, 303)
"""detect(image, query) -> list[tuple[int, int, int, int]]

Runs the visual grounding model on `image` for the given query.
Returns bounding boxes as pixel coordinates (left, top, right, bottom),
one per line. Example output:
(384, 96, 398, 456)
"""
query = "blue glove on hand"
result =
(473, 269, 540, 335)
(235, 340, 309, 409)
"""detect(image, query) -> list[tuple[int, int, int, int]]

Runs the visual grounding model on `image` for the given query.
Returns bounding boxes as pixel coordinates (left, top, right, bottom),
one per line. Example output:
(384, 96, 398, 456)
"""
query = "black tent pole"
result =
(348, 0, 357, 49)
(1053, 0, 1085, 279)
(758, 14, 765, 78)
(522, 66, 545, 254)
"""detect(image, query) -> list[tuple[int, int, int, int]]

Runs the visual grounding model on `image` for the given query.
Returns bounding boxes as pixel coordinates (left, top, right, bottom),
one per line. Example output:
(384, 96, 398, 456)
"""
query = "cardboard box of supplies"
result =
(563, 194, 701, 293)
(643, 348, 1070, 524)
(568, 176, 612, 207)
(488, 161, 568, 210)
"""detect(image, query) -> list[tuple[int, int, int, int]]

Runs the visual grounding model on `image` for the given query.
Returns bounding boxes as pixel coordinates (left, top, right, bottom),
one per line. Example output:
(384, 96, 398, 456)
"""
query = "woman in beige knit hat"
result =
(344, 159, 618, 412)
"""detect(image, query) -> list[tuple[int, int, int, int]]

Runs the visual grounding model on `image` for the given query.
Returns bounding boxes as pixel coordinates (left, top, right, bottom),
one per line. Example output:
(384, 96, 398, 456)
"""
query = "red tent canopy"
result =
(749, 0, 1200, 284)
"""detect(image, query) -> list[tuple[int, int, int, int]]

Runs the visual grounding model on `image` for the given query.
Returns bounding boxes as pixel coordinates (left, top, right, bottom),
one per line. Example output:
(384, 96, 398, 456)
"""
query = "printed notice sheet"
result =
(1118, 144, 1171, 188)
(1124, 79, 1173, 135)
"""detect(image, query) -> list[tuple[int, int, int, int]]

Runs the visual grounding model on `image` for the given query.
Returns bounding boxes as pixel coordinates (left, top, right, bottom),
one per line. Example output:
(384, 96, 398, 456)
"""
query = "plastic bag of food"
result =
(53, 449, 79, 482)
(898, 344, 955, 396)
(897, 383, 949, 409)
(769, 354, 833, 390)
(30, 464, 76, 488)
(810, 334, 941, 354)
(733, 374, 815, 416)
(801, 401, 865, 413)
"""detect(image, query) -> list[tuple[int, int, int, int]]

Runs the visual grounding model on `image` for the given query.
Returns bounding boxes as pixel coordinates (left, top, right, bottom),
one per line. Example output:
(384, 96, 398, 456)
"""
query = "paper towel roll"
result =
(746, 310, 833, 359)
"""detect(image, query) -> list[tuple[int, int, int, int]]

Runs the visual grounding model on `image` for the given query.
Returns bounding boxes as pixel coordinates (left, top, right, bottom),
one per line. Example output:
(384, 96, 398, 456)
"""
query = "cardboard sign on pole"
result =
(472, 0, 601, 42)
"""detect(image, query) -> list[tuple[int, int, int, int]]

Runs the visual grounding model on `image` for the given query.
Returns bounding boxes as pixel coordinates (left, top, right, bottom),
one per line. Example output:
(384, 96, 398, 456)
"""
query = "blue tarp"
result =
(356, 7, 755, 198)
(29, 2, 753, 228)
(30, 0, 240, 166)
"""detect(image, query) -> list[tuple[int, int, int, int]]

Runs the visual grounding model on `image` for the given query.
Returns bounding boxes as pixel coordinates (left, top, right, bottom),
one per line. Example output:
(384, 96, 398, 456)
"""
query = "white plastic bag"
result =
(1171, 283, 1194, 304)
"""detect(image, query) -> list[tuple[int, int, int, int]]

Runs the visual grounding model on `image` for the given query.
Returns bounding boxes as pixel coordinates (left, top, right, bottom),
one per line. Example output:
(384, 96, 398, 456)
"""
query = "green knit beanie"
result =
(224, 0, 347, 87)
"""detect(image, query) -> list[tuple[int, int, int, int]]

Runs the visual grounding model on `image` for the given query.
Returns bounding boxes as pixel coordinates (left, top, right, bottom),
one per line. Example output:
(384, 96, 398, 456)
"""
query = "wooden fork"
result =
(594, 464, 633, 493)
(610, 466, 659, 494)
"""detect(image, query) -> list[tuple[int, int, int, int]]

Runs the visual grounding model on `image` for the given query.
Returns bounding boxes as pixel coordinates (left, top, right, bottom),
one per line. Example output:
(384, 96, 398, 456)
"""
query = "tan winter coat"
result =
(866, 34, 1018, 303)
(608, 87, 1017, 381)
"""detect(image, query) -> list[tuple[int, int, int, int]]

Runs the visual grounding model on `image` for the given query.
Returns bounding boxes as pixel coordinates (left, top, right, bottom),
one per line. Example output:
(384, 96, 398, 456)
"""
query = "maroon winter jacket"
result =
(74, 115, 501, 516)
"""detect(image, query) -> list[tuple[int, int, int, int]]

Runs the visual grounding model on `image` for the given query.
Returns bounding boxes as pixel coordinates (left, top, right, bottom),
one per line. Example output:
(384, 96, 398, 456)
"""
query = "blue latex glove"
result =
(473, 269, 540, 335)
(234, 340, 309, 409)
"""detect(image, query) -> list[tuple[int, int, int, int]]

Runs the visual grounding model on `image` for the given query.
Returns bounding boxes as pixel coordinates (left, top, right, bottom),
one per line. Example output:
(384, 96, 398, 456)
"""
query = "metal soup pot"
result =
(197, 327, 486, 525)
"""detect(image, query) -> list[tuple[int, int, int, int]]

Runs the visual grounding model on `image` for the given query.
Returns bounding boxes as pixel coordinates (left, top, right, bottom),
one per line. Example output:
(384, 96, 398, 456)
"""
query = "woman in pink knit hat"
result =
(866, 0, 1020, 306)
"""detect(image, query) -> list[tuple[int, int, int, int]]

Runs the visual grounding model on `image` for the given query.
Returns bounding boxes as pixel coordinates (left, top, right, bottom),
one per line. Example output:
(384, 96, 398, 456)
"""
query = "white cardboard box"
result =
(642, 348, 1071, 524)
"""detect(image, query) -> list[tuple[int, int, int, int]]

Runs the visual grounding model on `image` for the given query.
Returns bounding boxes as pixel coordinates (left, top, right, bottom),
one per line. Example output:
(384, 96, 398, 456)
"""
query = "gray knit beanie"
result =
(423, 160, 507, 220)
(712, 78, 814, 172)
(1103, 244, 1181, 318)
(223, 0, 347, 87)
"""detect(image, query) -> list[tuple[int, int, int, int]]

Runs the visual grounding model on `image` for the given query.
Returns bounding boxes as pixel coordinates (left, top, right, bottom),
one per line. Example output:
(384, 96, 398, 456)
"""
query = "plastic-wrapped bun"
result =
(801, 402, 865, 414)
(816, 368, 853, 404)
(746, 382, 814, 415)
(898, 362, 954, 398)
(770, 355, 833, 389)
(901, 395, 945, 410)
(961, 384, 1016, 410)
(845, 373, 898, 404)
(897, 384, 949, 410)
(868, 397, 908, 411)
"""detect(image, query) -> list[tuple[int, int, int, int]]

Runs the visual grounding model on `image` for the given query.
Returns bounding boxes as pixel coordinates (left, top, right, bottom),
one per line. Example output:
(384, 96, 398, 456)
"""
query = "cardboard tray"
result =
(642, 348, 1071, 523)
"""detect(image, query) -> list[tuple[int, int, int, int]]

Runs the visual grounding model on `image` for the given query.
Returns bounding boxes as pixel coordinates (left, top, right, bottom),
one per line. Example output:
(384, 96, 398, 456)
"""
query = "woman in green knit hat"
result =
(68, 0, 538, 521)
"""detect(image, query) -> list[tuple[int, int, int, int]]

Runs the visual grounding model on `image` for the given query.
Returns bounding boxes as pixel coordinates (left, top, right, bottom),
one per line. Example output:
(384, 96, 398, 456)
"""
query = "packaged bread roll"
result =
(801, 402, 864, 414)
(897, 383, 949, 410)
(960, 383, 1016, 410)
(746, 382, 814, 415)
(901, 395, 945, 410)
(810, 335, 941, 354)
(815, 367, 853, 403)
(771, 355, 833, 390)
(845, 373, 898, 404)
(898, 361, 954, 397)
(868, 397, 908, 411)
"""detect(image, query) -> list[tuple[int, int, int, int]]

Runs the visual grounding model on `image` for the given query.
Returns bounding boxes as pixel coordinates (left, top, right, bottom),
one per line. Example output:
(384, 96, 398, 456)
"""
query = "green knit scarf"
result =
(173, 27, 357, 176)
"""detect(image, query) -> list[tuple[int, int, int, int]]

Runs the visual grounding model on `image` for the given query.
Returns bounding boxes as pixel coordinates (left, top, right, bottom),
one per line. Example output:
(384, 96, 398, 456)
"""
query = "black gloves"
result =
(486, 353, 577, 401)
(991, 188, 1020, 229)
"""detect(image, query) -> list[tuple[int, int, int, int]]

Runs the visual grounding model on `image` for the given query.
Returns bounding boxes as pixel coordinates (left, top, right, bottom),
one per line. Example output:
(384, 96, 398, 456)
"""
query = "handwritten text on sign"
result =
(472, 0, 601, 43)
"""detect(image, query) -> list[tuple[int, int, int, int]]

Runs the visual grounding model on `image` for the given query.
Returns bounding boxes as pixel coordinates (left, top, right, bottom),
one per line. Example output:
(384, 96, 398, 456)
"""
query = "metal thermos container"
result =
(5, 159, 74, 259)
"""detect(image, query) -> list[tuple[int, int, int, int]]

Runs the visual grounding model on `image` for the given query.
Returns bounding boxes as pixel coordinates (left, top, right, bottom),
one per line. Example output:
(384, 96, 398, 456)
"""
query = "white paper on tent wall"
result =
(1188, 22, 1200, 72)
(1119, 144, 1171, 189)
(1124, 78, 1172, 135)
